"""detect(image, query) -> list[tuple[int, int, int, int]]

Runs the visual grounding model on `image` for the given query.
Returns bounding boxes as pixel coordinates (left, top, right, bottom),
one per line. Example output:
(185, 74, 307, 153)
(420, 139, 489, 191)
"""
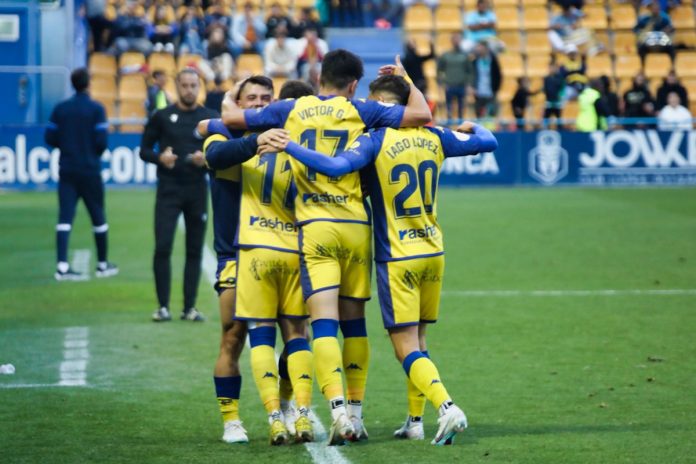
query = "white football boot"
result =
(394, 416, 425, 440)
(328, 412, 355, 446)
(281, 401, 298, 436)
(222, 420, 249, 444)
(431, 404, 467, 445)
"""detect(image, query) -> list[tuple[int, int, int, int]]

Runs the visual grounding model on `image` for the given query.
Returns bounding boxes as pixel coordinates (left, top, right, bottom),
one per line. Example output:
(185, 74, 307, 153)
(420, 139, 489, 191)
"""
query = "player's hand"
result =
(196, 120, 210, 138)
(187, 150, 206, 167)
(257, 128, 290, 152)
(222, 87, 241, 115)
(456, 121, 476, 134)
(160, 147, 178, 169)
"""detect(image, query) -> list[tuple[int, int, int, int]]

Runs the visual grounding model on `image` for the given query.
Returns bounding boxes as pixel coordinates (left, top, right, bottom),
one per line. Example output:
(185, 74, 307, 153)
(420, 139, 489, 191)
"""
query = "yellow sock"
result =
(313, 336, 344, 400)
(287, 340, 314, 410)
(343, 336, 369, 402)
(406, 377, 427, 418)
(404, 354, 450, 411)
(217, 397, 240, 422)
(250, 344, 280, 413)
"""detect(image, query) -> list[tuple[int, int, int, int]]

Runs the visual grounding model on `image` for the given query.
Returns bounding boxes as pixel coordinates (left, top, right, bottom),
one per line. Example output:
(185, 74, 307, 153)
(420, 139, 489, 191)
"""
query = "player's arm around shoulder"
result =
(432, 122, 499, 158)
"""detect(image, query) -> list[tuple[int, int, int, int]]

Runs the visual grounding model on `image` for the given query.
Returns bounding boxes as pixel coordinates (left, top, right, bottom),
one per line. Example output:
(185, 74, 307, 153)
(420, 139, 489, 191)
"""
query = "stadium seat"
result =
(526, 54, 551, 78)
(462, 0, 477, 10)
(581, 5, 608, 30)
(525, 31, 552, 55)
(682, 78, 696, 101)
(148, 53, 176, 77)
(177, 53, 203, 72)
(496, 7, 519, 30)
(610, 5, 637, 30)
(119, 51, 146, 71)
(595, 31, 610, 53)
(91, 75, 117, 101)
(96, 97, 116, 122)
(523, 0, 547, 5)
(494, 0, 518, 6)
(563, 100, 579, 121)
(587, 54, 612, 78)
(644, 54, 672, 79)
(499, 31, 522, 54)
(522, 7, 549, 30)
(497, 77, 518, 102)
(670, 5, 696, 29)
(676, 52, 696, 78)
(408, 32, 433, 55)
(89, 53, 117, 77)
(272, 76, 288, 97)
(236, 54, 264, 76)
(404, 4, 433, 32)
(294, 0, 317, 9)
(118, 74, 147, 102)
(674, 30, 696, 48)
(613, 31, 638, 55)
(614, 54, 641, 79)
(498, 53, 524, 77)
(118, 100, 146, 133)
(437, 0, 462, 8)
(435, 6, 463, 32)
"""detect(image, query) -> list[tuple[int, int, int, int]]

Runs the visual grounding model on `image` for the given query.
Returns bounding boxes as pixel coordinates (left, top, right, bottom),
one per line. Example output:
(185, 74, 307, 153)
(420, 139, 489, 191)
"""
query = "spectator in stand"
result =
(559, 44, 588, 100)
(403, 0, 439, 8)
(179, 5, 206, 55)
(543, 62, 565, 128)
(264, 28, 299, 78)
(86, 0, 112, 52)
(109, 0, 153, 56)
(204, 0, 233, 41)
(200, 25, 235, 82)
(511, 77, 539, 129)
(472, 41, 501, 119)
(462, 0, 501, 53)
(548, 4, 585, 53)
(553, 0, 584, 8)
(266, 2, 295, 39)
(656, 70, 688, 110)
(205, 76, 227, 112)
(330, 0, 364, 27)
(634, 1, 675, 65)
(293, 8, 325, 39)
(147, 70, 173, 116)
(149, 5, 178, 54)
(624, 73, 656, 125)
(296, 27, 328, 88)
(657, 91, 693, 130)
(230, 2, 267, 56)
(402, 38, 435, 96)
(600, 75, 621, 118)
(437, 33, 473, 122)
(576, 78, 609, 132)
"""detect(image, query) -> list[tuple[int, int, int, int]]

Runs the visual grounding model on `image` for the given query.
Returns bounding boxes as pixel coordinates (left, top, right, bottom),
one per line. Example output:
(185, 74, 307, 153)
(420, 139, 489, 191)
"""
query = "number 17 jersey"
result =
(244, 95, 405, 225)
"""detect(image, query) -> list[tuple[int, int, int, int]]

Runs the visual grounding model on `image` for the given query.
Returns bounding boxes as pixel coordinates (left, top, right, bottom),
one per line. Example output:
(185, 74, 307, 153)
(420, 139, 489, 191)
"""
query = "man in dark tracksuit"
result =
(140, 68, 219, 322)
(45, 68, 118, 281)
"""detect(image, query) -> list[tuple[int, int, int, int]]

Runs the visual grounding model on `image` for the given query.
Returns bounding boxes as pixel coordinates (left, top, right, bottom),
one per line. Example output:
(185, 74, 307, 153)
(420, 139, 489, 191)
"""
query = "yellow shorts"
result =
(376, 255, 444, 329)
(215, 258, 237, 294)
(235, 247, 307, 322)
(299, 221, 372, 301)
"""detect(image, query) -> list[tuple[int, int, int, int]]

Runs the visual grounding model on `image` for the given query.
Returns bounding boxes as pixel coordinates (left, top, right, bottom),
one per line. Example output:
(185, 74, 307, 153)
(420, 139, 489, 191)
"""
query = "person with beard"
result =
(140, 68, 219, 322)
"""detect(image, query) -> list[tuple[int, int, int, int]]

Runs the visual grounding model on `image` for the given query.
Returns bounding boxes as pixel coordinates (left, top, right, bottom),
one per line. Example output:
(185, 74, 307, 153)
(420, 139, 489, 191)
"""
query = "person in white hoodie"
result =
(657, 92, 693, 131)
(263, 28, 298, 78)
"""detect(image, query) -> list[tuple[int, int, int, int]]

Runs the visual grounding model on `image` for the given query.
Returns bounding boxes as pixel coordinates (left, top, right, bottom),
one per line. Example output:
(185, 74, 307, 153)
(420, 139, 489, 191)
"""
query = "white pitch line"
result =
(0, 383, 96, 389)
(201, 242, 349, 463)
(59, 326, 90, 387)
(71, 249, 92, 280)
(439, 288, 696, 297)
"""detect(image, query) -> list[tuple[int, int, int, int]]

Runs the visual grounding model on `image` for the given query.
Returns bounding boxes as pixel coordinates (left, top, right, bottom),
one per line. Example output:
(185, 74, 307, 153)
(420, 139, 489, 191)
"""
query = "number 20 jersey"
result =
(361, 127, 448, 262)
(244, 95, 405, 225)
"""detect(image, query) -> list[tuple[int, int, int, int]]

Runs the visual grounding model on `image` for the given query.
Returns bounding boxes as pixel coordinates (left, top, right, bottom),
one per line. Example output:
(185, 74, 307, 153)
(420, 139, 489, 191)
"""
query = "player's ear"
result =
(347, 80, 358, 97)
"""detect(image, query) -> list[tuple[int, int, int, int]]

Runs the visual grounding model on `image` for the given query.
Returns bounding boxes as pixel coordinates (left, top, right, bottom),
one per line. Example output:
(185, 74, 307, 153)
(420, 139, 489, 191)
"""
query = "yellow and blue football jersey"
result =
(243, 95, 405, 225)
(236, 152, 298, 253)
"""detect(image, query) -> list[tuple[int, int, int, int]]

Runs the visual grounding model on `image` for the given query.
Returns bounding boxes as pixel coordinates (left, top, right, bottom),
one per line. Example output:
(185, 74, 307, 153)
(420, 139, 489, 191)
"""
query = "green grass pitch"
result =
(1, 187, 695, 464)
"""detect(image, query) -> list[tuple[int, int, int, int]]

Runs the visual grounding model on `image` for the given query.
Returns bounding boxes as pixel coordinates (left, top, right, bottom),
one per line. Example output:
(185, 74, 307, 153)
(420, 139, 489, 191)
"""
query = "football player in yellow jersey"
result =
(203, 78, 318, 445)
(222, 49, 432, 445)
(201, 76, 275, 445)
(261, 74, 498, 446)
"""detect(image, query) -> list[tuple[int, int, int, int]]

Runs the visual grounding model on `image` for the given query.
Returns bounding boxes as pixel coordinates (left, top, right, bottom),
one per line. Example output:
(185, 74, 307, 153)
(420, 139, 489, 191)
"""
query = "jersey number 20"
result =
(391, 160, 438, 218)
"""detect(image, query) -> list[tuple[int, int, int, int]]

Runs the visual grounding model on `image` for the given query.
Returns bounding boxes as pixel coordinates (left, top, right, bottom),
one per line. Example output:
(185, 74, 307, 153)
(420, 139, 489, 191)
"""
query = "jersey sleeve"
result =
(353, 99, 405, 129)
(432, 125, 499, 158)
(243, 99, 296, 130)
(204, 133, 259, 170)
(44, 106, 60, 148)
(284, 132, 376, 177)
(207, 118, 233, 138)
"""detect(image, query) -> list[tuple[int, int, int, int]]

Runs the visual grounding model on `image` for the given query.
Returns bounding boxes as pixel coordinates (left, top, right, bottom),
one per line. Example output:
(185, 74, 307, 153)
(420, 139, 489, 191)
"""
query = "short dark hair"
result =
(320, 49, 364, 90)
(279, 80, 315, 99)
(152, 69, 166, 79)
(71, 68, 90, 92)
(235, 75, 274, 100)
(368, 75, 410, 106)
(176, 67, 199, 82)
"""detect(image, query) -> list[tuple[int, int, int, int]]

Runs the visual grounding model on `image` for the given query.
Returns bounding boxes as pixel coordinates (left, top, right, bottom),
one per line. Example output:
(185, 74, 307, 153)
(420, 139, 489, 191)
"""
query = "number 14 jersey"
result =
(243, 95, 405, 225)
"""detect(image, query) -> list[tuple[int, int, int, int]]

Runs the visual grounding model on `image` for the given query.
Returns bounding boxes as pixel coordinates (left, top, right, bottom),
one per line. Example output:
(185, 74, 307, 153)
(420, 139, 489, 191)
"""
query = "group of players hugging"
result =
(198, 48, 498, 447)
